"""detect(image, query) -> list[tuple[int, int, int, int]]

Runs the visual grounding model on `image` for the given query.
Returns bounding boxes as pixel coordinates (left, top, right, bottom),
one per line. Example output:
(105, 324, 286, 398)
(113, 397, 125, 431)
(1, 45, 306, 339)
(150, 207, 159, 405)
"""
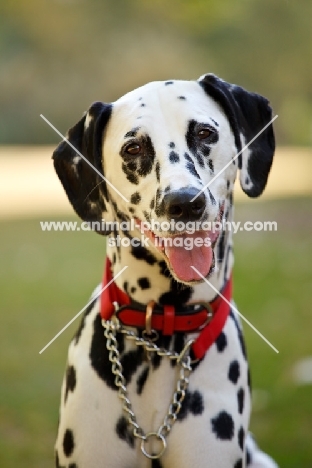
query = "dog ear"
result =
(52, 102, 112, 232)
(199, 74, 275, 197)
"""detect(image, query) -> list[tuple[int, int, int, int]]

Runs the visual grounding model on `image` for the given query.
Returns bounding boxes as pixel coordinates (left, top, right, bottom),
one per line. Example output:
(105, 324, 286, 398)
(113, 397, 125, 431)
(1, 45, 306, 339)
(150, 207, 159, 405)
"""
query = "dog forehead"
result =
(116, 79, 200, 103)
(107, 80, 226, 141)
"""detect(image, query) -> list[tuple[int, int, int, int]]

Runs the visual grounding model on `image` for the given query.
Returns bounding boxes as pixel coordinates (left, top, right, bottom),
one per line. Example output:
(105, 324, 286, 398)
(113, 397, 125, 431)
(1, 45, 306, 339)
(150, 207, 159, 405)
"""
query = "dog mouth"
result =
(135, 205, 224, 283)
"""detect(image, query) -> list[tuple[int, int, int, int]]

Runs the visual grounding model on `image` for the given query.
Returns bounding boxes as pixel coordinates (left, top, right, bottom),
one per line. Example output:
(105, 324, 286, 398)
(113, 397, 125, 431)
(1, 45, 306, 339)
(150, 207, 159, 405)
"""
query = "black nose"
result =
(163, 188, 206, 222)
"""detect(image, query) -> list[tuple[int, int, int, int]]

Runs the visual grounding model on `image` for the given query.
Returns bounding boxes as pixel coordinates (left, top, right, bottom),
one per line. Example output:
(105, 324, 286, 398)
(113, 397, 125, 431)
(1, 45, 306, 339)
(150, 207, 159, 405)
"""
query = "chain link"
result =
(102, 316, 193, 459)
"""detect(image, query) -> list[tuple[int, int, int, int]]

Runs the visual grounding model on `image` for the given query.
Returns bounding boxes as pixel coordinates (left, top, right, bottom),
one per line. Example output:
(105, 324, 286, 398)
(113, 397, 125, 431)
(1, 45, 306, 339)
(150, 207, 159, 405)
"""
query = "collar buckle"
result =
(188, 301, 214, 330)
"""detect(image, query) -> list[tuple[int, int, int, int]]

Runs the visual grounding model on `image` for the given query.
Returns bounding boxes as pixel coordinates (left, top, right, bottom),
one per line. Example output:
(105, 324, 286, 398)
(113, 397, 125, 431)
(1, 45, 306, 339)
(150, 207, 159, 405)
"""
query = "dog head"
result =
(53, 74, 275, 283)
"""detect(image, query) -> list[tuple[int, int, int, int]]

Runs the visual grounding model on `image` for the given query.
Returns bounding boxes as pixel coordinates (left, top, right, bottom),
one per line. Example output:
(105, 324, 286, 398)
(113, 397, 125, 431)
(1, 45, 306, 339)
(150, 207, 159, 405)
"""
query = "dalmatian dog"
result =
(53, 74, 278, 468)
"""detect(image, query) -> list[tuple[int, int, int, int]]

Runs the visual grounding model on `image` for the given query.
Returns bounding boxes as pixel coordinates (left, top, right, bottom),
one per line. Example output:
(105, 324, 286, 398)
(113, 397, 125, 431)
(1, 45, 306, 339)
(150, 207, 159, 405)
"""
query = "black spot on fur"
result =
(234, 459, 243, 468)
(196, 153, 204, 167)
(154, 188, 165, 217)
(116, 416, 135, 448)
(137, 366, 149, 394)
(190, 390, 204, 415)
(184, 152, 192, 163)
(155, 161, 160, 182)
(130, 286, 136, 294)
(201, 145, 211, 159)
(173, 333, 185, 355)
(215, 331, 227, 352)
(247, 367, 252, 394)
(64, 365, 76, 404)
(211, 411, 234, 440)
(210, 118, 219, 127)
(177, 390, 191, 420)
(138, 277, 151, 290)
(130, 192, 141, 204)
(129, 206, 135, 214)
(169, 151, 180, 163)
(139, 135, 156, 176)
(152, 459, 164, 468)
(185, 159, 201, 179)
(123, 281, 129, 294)
(141, 103, 146, 107)
(159, 279, 193, 306)
(63, 429, 75, 457)
(125, 160, 137, 172)
(245, 176, 250, 185)
(130, 245, 157, 265)
(228, 192, 233, 208)
(122, 165, 139, 185)
(237, 388, 245, 414)
(74, 300, 96, 345)
(159, 260, 171, 278)
(208, 159, 214, 172)
(122, 348, 144, 384)
(55, 450, 61, 468)
(90, 314, 126, 390)
(238, 426, 245, 451)
(110, 199, 131, 225)
(124, 127, 140, 138)
(177, 390, 204, 421)
(178, 96, 186, 100)
(228, 360, 240, 384)
(150, 198, 155, 209)
(246, 447, 252, 465)
(164, 185, 171, 192)
(165, 81, 174, 85)
(230, 311, 247, 359)
(143, 210, 151, 223)
(208, 189, 216, 205)
(218, 229, 227, 265)
(151, 351, 162, 369)
(156, 187, 162, 203)
(169, 142, 175, 148)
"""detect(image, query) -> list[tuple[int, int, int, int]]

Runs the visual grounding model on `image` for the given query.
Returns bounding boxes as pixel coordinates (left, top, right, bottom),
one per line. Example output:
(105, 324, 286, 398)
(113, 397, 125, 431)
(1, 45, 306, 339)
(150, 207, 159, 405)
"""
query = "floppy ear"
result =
(199, 74, 275, 197)
(52, 102, 112, 232)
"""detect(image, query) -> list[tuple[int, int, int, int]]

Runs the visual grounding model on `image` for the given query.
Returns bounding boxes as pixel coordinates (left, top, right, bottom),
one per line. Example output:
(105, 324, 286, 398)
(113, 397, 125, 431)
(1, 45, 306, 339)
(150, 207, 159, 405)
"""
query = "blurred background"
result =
(0, 0, 311, 466)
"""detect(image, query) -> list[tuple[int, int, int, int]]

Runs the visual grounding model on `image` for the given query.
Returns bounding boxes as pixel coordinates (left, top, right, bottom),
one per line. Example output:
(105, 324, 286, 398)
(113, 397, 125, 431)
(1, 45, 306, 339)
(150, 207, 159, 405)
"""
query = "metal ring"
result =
(142, 329, 159, 342)
(140, 432, 167, 459)
(191, 302, 214, 330)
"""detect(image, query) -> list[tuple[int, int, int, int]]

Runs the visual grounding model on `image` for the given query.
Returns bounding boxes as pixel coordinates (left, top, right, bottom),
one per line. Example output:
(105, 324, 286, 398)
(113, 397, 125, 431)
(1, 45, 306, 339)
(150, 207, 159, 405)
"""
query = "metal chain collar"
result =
(102, 315, 193, 460)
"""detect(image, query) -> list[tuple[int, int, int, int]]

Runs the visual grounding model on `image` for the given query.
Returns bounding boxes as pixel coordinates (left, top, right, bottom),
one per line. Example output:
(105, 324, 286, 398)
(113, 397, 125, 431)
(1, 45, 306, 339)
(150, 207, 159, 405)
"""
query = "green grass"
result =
(0, 197, 311, 467)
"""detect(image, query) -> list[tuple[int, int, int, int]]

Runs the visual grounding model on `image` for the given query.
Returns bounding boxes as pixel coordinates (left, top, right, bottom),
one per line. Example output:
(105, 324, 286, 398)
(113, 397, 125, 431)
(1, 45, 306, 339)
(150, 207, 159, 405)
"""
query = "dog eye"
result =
(125, 143, 141, 155)
(197, 128, 212, 140)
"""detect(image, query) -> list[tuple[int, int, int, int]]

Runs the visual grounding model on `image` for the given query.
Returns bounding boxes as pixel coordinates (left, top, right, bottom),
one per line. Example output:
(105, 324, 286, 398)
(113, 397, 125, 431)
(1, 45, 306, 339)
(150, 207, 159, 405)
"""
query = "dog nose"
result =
(163, 188, 206, 222)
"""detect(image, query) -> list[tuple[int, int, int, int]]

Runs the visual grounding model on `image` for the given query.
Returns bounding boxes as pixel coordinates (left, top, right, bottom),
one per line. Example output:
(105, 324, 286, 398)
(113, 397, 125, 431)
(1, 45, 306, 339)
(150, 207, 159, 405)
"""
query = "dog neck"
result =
(106, 196, 234, 306)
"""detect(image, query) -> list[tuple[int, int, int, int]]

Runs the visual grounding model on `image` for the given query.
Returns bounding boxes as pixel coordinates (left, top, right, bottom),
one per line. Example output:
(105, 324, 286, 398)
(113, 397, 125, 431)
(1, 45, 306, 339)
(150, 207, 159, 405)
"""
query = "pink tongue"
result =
(165, 231, 213, 282)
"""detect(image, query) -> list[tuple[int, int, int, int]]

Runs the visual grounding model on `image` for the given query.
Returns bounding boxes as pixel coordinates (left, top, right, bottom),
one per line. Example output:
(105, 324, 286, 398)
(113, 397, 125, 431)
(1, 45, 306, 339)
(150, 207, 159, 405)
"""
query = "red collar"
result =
(100, 259, 232, 361)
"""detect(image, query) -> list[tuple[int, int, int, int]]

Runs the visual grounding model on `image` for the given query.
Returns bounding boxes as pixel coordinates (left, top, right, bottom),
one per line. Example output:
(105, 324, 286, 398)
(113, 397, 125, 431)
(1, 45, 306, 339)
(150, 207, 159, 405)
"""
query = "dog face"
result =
(103, 79, 235, 222)
(53, 74, 275, 283)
